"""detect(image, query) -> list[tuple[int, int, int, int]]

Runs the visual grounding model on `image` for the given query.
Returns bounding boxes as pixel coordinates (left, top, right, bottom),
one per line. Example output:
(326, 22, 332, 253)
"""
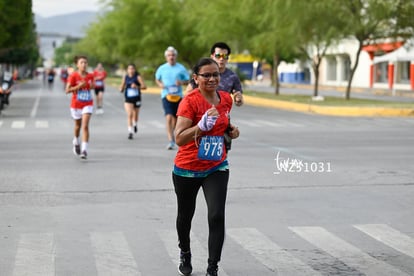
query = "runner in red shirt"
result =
(66, 55, 95, 159)
(172, 57, 240, 276)
(93, 63, 107, 114)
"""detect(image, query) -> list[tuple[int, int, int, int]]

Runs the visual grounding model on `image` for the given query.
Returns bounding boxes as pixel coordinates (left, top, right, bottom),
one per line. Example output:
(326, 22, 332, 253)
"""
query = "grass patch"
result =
(244, 90, 414, 108)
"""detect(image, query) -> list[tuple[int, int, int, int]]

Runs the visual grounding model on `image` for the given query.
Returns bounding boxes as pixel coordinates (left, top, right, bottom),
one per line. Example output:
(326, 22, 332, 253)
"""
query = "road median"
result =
(243, 95, 414, 117)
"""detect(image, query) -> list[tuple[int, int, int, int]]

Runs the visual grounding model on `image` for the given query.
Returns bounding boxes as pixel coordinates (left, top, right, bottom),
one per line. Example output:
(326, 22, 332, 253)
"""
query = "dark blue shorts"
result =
(162, 97, 181, 116)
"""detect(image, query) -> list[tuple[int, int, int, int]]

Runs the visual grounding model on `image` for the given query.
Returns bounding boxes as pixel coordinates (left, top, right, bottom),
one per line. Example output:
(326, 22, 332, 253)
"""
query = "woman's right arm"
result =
(119, 76, 126, 92)
(175, 116, 200, 146)
(66, 82, 77, 94)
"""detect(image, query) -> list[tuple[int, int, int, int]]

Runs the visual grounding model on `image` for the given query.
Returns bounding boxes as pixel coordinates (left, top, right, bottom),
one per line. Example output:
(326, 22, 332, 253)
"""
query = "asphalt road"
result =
(1, 80, 414, 276)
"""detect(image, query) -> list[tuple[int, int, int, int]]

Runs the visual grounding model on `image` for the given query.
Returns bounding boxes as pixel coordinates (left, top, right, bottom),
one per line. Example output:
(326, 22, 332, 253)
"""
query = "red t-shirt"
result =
(68, 71, 94, 109)
(174, 89, 233, 172)
(93, 70, 107, 88)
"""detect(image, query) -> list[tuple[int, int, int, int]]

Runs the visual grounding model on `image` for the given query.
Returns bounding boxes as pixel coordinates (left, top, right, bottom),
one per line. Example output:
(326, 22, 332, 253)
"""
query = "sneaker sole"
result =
(177, 266, 192, 276)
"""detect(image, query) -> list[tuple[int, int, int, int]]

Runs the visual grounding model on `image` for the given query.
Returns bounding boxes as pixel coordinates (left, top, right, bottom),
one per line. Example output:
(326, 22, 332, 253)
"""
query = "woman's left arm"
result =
(137, 75, 147, 90)
(228, 123, 240, 139)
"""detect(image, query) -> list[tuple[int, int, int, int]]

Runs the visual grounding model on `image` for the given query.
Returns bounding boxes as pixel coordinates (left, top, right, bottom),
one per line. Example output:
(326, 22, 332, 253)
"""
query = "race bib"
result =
(197, 136, 224, 161)
(48, 75, 54, 81)
(95, 80, 104, 87)
(2, 83, 9, 91)
(167, 85, 179, 95)
(77, 90, 92, 102)
(126, 88, 139, 98)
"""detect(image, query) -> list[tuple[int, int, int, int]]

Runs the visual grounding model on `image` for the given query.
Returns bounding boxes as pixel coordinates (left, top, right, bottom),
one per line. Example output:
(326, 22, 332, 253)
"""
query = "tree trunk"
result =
(273, 53, 280, 95)
(345, 40, 363, 100)
(312, 56, 322, 97)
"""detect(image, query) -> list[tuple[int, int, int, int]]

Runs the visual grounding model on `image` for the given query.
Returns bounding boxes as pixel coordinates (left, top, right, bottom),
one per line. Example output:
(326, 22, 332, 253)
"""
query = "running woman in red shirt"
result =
(66, 55, 95, 159)
(173, 58, 240, 276)
(93, 63, 107, 114)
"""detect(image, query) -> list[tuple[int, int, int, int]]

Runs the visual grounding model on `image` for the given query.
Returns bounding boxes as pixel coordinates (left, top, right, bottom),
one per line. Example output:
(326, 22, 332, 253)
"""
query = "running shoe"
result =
(178, 251, 192, 276)
(134, 125, 138, 133)
(166, 142, 176, 150)
(206, 264, 218, 276)
(73, 144, 80, 156)
(80, 151, 87, 159)
(128, 133, 133, 140)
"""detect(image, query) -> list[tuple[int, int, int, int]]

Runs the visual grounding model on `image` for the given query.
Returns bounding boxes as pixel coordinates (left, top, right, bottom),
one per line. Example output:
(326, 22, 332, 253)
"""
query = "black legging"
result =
(173, 170, 229, 265)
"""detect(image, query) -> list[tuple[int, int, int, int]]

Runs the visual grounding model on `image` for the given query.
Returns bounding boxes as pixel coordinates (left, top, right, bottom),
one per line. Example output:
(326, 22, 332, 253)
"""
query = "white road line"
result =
(11, 121, 25, 129)
(255, 120, 284, 127)
(227, 228, 321, 276)
(13, 233, 55, 276)
(289, 226, 409, 276)
(237, 120, 263, 127)
(90, 231, 141, 276)
(0, 121, 3, 128)
(30, 88, 42, 118)
(148, 120, 165, 129)
(35, 120, 49, 128)
(354, 224, 414, 259)
(158, 229, 229, 276)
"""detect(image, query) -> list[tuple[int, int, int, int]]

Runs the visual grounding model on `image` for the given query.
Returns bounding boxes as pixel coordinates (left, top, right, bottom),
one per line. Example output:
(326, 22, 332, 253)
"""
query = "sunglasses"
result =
(214, 53, 229, 60)
(197, 72, 220, 79)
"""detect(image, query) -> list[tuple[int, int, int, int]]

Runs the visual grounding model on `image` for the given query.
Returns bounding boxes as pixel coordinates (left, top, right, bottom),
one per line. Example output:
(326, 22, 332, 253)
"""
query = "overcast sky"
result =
(33, 0, 102, 17)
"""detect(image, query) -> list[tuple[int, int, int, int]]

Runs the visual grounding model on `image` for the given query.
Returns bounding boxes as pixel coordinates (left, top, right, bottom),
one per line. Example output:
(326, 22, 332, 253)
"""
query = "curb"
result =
(141, 87, 414, 117)
(243, 95, 414, 117)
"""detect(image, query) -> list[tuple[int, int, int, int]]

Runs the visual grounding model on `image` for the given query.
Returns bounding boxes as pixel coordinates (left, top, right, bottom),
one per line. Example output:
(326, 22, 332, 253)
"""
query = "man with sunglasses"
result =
(186, 42, 244, 106)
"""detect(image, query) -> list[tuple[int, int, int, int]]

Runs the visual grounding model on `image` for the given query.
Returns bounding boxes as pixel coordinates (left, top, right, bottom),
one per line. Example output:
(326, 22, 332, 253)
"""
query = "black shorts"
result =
(125, 96, 141, 108)
(162, 97, 181, 116)
(95, 87, 105, 94)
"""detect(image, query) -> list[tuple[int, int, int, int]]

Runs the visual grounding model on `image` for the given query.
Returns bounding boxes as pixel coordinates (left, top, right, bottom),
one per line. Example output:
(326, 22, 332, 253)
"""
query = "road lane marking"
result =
(354, 224, 414, 258)
(289, 226, 409, 276)
(13, 233, 55, 276)
(30, 88, 42, 118)
(255, 120, 284, 127)
(148, 120, 165, 129)
(158, 229, 229, 276)
(0, 121, 3, 128)
(237, 120, 263, 127)
(227, 228, 321, 276)
(90, 232, 141, 276)
(35, 120, 49, 128)
(11, 121, 25, 129)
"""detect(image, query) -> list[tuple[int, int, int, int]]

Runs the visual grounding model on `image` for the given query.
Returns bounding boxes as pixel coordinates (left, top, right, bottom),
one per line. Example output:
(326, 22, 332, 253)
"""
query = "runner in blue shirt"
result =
(155, 46, 190, 150)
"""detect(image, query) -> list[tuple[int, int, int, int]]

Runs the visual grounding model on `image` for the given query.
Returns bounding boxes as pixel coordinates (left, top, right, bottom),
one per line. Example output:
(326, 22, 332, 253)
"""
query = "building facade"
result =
(278, 38, 414, 92)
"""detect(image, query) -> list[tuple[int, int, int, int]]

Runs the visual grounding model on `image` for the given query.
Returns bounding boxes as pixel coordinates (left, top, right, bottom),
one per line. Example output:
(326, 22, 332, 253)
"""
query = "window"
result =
(375, 62, 388, 83)
(342, 56, 351, 81)
(326, 56, 337, 81)
(397, 61, 410, 84)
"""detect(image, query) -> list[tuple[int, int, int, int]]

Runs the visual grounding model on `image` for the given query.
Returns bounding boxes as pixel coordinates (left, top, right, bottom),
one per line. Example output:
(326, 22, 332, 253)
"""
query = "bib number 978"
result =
(198, 136, 224, 161)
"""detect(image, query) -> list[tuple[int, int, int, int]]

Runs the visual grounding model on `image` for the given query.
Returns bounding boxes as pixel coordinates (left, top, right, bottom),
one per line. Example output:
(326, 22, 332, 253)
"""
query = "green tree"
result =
(76, 0, 204, 69)
(0, 0, 38, 65)
(54, 41, 77, 66)
(339, 0, 414, 100)
(281, 0, 344, 97)
(246, 0, 301, 95)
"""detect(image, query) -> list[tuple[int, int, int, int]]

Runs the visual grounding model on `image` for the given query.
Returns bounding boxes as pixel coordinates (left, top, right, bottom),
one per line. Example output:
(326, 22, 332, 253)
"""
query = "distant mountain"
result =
(35, 11, 98, 38)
